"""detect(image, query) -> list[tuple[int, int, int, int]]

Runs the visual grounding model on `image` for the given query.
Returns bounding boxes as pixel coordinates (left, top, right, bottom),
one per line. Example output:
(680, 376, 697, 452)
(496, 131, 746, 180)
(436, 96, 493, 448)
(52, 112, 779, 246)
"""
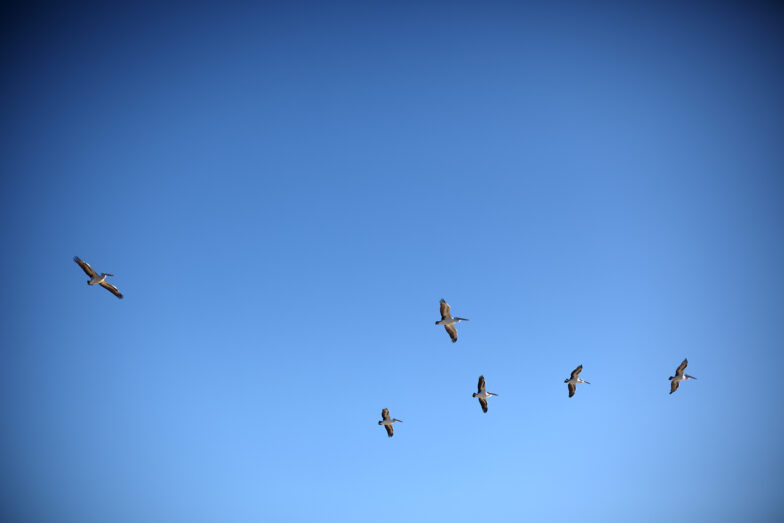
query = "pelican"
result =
(472, 375, 498, 413)
(565, 364, 590, 398)
(73, 256, 123, 299)
(669, 358, 697, 394)
(435, 299, 468, 343)
(378, 408, 403, 437)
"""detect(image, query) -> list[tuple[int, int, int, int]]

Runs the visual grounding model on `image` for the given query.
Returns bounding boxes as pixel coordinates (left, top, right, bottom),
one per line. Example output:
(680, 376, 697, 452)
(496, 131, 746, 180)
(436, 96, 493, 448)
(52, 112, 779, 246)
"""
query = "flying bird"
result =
(669, 358, 697, 394)
(564, 364, 590, 398)
(472, 375, 498, 413)
(73, 256, 123, 299)
(378, 408, 403, 437)
(435, 299, 468, 342)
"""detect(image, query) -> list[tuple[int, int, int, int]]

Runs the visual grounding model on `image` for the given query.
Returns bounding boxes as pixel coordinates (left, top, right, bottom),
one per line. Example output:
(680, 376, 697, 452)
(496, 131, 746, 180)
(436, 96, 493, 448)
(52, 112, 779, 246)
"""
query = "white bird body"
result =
(669, 359, 697, 394)
(88, 274, 109, 285)
(74, 257, 123, 299)
(378, 409, 403, 437)
(435, 299, 468, 342)
(473, 376, 498, 413)
(435, 317, 466, 326)
(565, 365, 590, 398)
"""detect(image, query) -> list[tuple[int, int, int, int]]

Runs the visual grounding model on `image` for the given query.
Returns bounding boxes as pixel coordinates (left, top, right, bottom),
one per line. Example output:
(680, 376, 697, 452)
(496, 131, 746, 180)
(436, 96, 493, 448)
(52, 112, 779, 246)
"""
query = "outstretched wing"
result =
(439, 299, 452, 320)
(479, 397, 488, 413)
(444, 324, 458, 343)
(570, 365, 583, 380)
(381, 408, 390, 421)
(74, 257, 97, 278)
(100, 281, 123, 299)
(670, 380, 680, 395)
(568, 383, 576, 398)
(477, 375, 486, 394)
(384, 424, 394, 437)
(676, 359, 688, 376)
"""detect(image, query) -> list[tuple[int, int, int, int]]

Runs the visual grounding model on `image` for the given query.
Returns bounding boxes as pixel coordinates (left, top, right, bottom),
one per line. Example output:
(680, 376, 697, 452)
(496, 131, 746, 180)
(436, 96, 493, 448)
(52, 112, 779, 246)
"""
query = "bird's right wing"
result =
(381, 408, 390, 421)
(74, 257, 97, 277)
(384, 424, 394, 437)
(479, 397, 488, 413)
(670, 380, 680, 395)
(477, 375, 486, 394)
(676, 359, 688, 375)
(568, 383, 576, 398)
(439, 299, 451, 320)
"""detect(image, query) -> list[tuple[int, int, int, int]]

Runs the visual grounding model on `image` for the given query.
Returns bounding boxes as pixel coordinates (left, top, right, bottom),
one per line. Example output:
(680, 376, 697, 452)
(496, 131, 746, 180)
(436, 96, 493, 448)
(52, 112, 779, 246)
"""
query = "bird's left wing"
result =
(444, 324, 458, 343)
(100, 281, 124, 299)
(669, 380, 680, 395)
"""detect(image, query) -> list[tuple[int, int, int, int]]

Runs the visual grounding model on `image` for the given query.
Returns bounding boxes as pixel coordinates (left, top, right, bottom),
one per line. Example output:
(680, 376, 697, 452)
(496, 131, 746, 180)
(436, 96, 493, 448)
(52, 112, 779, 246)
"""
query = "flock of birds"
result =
(73, 256, 698, 439)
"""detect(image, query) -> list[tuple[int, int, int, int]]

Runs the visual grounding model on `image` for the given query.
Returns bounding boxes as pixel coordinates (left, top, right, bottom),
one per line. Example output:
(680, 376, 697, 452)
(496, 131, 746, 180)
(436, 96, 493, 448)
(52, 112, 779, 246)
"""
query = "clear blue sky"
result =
(2, 3, 783, 522)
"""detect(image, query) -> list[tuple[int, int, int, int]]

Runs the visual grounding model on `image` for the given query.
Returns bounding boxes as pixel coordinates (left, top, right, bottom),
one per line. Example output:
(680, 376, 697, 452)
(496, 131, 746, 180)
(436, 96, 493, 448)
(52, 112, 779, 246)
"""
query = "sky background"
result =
(1, 2, 783, 522)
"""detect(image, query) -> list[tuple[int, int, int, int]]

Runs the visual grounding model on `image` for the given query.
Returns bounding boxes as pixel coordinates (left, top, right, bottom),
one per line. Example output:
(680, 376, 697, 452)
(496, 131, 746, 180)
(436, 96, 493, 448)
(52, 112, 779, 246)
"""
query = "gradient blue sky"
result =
(2, 2, 783, 522)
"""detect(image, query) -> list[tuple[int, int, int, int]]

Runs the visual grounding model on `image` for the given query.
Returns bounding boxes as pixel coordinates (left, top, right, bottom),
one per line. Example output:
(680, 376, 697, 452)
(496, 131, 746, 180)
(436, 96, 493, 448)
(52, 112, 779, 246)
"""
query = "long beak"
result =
(584, 381, 591, 385)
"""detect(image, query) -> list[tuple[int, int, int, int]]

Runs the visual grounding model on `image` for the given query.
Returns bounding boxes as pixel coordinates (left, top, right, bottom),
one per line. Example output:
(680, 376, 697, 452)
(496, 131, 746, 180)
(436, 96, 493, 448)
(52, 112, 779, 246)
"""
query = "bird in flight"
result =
(378, 408, 403, 437)
(564, 364, 590, 398)
(472, 375, 499, 413)
(73, 256, 123, 299)
(669, 358, 697, 394)
(435, 299, 468, 342)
